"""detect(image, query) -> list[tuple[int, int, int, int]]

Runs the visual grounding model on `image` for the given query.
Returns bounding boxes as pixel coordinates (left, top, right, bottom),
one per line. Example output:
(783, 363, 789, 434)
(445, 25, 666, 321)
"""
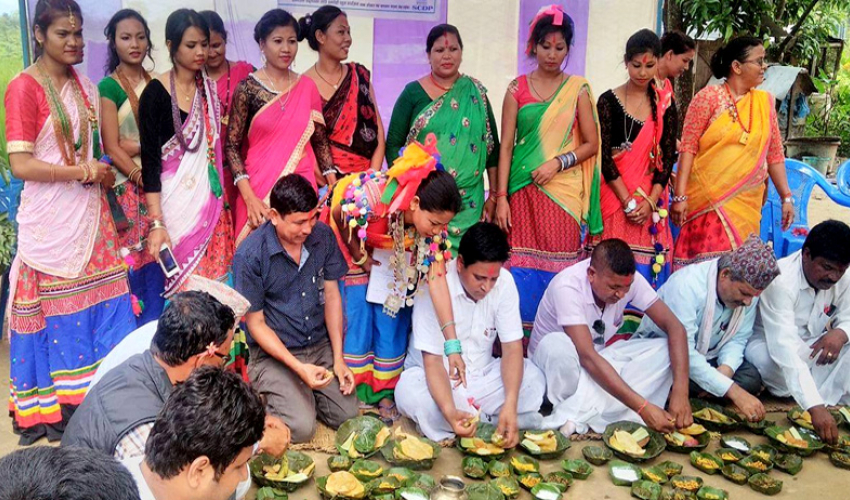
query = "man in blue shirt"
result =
(234, 175, 357, 443)
(635, 236, 779, 422)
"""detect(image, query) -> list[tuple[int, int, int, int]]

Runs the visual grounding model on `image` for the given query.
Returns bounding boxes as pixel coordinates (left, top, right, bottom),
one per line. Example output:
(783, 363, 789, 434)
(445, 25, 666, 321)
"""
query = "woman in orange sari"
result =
(671, 37, 793, 268)
(225, 9, 334, 246)
(594, 30, 677, 288)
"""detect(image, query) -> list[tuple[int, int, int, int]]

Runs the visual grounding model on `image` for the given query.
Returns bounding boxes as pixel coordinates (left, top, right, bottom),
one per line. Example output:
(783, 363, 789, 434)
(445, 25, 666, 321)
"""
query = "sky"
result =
(0, 0, 16, 16)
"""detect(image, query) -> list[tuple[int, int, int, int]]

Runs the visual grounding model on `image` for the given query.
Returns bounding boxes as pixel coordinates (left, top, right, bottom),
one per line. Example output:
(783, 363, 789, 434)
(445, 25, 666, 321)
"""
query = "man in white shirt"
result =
(636, 236, 779, 422)
(396, 223, 545, 444)
(123, 366, 265, 500)
(746, 220, 850, 444)
(530, 239, 692, 435)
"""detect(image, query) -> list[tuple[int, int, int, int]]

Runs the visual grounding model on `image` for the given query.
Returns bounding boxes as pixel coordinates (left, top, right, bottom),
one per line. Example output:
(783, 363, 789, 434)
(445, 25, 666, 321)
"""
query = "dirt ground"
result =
(0, 194, 848, 497)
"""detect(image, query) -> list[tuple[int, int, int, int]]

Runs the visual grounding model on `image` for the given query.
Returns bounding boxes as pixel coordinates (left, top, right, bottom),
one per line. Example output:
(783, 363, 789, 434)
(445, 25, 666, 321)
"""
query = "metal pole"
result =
(19, 0, 31, 66)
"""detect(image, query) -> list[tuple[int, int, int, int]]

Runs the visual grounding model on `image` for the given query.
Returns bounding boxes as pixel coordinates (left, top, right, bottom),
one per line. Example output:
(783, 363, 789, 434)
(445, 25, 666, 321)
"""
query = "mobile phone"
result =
(158, 243, 180, 278)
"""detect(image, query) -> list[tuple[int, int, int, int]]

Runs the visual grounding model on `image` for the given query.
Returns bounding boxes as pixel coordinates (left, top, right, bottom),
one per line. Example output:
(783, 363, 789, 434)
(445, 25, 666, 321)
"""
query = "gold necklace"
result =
(314, 62, 344, 90)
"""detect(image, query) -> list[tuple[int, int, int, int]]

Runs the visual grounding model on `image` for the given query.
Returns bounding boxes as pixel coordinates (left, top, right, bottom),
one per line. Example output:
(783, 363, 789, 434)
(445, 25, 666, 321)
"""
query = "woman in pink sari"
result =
(225, 9, 334, 246)
(200, 10, 253, 207)
(139, 9, 233, 297)
(593, 30, 677, 288)
(5, 0, 135, 443)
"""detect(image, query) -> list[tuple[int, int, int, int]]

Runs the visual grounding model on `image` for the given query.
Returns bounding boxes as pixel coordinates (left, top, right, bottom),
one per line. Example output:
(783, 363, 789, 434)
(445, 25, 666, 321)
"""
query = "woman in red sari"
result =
(300, 6, 384, 176)
(594, 30, 677, 288)
(5, 0, 135, 443)
(225, 9, 334, 246)
(200, 10, 253, 206)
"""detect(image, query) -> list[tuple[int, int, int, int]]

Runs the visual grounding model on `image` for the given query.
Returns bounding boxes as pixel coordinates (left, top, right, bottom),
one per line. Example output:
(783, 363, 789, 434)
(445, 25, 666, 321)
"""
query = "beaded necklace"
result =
(169, 70, 222, 199)
(114, 66, 150, 127)
(340, 170, 452, 317)
(36, 60, 95, 166)
(724, 83, 753, 145)
(220, 61, 232, 126)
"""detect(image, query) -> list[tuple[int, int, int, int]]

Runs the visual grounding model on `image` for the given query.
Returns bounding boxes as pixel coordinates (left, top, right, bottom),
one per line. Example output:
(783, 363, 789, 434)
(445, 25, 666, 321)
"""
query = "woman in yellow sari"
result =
(671, 37, 793, 269)
(494, 5, 601, 336)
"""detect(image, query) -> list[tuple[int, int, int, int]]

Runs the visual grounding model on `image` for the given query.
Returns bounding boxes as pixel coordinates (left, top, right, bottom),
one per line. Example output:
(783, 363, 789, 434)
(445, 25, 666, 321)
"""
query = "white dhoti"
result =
(395, 358, 546, 442)
(745, 334, 850, 406)
(532, 334, 673, 434)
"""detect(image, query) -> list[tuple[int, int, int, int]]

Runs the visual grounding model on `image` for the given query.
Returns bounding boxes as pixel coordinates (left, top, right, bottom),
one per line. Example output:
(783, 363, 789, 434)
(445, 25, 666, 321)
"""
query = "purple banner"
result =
(518, 0, 589, 77)
(371, 2, 448, 128)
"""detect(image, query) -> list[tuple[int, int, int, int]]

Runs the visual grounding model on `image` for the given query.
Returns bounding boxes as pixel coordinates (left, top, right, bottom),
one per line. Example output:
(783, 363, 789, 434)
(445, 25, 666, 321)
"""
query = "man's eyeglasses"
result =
(592, 320, 606, 345)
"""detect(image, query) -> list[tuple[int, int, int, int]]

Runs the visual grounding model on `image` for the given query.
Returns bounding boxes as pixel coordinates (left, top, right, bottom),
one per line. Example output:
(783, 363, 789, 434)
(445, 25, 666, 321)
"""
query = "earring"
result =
(260, 52, 267, 66)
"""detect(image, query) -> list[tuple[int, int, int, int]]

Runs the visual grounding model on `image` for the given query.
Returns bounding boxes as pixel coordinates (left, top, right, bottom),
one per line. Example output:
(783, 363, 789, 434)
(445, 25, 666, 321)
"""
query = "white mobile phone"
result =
(158, 243, 180, 278)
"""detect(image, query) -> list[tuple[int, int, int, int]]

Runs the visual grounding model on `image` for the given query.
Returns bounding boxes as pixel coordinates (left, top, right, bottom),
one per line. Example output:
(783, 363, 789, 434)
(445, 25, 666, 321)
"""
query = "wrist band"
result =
(491, 191, 507, 198)
(444, 339, 463, 356)
(322, 169, 337, 177)
(672, 195, 688, 203)
(636, 399, 649, 415)
(440, 320, 456, 333)
(233, 173, 250, 185)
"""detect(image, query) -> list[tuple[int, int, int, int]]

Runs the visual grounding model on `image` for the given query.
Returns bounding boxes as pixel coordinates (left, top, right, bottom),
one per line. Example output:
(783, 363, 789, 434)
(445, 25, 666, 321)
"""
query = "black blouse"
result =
(139, 79, 188, 193)
(597, 89, 678, 187)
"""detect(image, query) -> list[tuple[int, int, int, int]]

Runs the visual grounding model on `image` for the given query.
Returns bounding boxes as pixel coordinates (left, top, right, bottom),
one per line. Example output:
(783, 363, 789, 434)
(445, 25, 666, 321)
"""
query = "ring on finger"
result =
(827, 352, 834, 358)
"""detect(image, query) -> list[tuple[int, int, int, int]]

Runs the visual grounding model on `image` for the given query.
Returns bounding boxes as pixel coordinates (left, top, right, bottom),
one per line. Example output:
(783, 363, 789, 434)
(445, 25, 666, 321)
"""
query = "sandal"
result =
(378, 398, 401, 425)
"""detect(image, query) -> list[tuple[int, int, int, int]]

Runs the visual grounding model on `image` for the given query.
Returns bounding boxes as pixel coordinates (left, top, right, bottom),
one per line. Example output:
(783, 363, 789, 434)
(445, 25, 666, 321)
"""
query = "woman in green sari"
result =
(385, 24, 499, 249)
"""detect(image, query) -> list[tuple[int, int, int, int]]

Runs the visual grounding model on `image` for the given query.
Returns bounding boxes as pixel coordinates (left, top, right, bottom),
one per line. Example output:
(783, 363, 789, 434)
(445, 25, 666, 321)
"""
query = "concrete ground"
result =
(0, 195, 848, 497)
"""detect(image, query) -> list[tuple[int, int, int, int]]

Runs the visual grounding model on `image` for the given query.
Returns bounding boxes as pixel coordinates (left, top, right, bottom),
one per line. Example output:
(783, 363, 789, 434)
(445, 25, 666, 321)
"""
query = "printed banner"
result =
(278, 0, 441, 21)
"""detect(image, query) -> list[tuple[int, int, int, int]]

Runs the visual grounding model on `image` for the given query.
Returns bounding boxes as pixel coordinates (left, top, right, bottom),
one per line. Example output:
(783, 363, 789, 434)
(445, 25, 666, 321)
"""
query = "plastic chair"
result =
(760, 158, 850, 258)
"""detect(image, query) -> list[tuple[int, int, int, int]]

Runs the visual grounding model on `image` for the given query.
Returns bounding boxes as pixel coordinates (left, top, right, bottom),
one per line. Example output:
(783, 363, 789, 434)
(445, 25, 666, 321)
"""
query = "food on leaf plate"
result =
(658, 461, 683, 478)
(560, 459, 593, 480)
(669, 475, 703, 493)
(715, 448, 743, 464)
(543, 472, 573, 492)
(488, 460, 511, 478)
(336, 416, 391, 459)
(582, 445, 613, 465)
(641, 465, 668, 484)
(518, 472, 544, 490)
(720, 463, 750, 485)
(609, 428, 650, 456)
(530, 483, 562, 500)
(323, 471, 367, 499)
(510, 455, 539, 475)
(492, 477, 520, 499)
(748, 473, 783, 496)
(630, 479, 662, 500)
(462, 457, 487, 479)
(689, 451, 723, 474)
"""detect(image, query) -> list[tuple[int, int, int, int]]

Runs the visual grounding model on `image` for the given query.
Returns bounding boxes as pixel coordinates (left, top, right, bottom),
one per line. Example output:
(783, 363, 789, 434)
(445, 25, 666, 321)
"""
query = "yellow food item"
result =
(672, 479, 700, 491)
(799, 410, 813, 424)
(520, 476, 542, 488)
(396, 435, 434, 461)
(777, 430, 808, 448)
(609, 430, 646, 456)
(644, 471, 665, 483)
(524, 431, 558, 452)
(510, 457, 536, 473)
(752, 451, 771, 462)
(693, 408, 733, 424)
(326, 471, 366, 499)
(719, 452, 739, 462)
(747, 460, 768, 471)
(678, 424, 707, 436)
(695, 457, 719, 470)
(375, 427, 391, 450)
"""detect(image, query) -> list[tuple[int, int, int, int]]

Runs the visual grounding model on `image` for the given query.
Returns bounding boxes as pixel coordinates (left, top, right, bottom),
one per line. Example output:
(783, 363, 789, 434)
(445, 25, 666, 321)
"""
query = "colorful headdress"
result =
(381, 133, 443, 214)
(725, 235, 780, 290)
(526, 4, 568, 56)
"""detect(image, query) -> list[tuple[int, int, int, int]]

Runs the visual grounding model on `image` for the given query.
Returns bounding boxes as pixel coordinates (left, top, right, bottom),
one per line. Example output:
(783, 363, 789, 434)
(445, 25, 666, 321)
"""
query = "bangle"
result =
(352, 254, 368, 266)
(322, 169, 338, 177)
(233, 173, 250, 185)
(129, 167, 142, 183)
(150, 220, 167, 232)
(444, 339, 463, 356)
(782, 196, 794, 205)
(80, 162, 90, 183)
(50, 164, 56, 183)
(491, 191, 507, 198)
(556, 155, 566, 172)
(672, 195, 688, 203)
(440, 320, 456, 333)
(636, 399, 649, 415)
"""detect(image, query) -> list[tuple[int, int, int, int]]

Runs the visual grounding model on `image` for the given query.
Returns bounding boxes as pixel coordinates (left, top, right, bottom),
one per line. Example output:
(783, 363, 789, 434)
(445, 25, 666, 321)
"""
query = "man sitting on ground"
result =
(396, 222, 546, 444)
(635, 236, 779, 422)
(0, 446, 141, 500)
(530, 239, 692, 435)
(234, 174, 358, 443)
(746, 220, 850, 444)
(62, 291, 288, 462)
(122, 366, 266, 500)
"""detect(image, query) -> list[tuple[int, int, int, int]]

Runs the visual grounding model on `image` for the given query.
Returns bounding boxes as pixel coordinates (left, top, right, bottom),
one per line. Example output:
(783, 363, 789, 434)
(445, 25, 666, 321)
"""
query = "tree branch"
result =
(776, 0, 788, 20)
(760, 13, 789, 40)
(778, 0, 822, 53)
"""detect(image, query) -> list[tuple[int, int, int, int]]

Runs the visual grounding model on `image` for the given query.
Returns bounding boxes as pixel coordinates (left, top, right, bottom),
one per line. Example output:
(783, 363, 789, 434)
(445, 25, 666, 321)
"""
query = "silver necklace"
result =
(621, 86, 646, 151)
(263, 67, 294, 111)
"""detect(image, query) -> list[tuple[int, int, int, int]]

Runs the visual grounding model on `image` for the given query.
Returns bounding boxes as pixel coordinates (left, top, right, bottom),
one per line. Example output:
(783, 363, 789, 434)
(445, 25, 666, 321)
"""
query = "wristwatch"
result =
(623, 198, 638, 214)
(782, 196, 794, 205)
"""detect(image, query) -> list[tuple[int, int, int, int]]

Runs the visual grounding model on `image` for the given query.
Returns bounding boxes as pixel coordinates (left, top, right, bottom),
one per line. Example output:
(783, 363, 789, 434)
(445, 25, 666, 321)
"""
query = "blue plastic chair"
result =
(760, 158, 850, 258)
